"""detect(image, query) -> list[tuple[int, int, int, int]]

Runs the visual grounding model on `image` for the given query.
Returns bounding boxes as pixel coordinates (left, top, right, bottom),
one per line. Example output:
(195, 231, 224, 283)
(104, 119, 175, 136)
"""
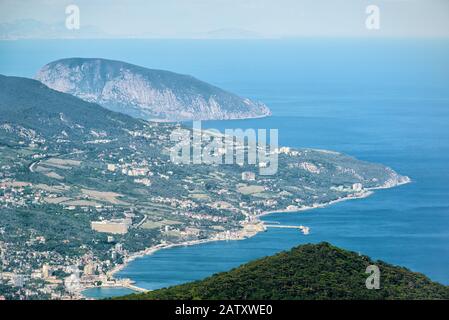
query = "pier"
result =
(265, 225, 303, 229)
(265, 224, 310, 235)
(123, 283, 148, 293)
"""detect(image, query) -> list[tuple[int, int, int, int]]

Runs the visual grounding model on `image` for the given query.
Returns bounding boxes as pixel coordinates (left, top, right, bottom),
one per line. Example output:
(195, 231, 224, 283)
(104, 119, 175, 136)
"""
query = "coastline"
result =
(82, 175, 411, 298)
(257, 176, 411, 218)
(148, 111, 272, 123)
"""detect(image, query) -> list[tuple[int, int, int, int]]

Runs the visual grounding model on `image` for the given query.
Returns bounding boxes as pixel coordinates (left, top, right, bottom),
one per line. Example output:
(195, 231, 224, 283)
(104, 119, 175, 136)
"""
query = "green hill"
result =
(118, 243, 449, 300)
(0, 74, 143, 140)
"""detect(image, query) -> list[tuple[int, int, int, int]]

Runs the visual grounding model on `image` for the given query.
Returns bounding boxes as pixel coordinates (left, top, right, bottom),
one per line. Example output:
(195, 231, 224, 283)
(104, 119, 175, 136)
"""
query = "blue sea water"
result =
(82, 286, 136, 299)
(1, 39, 448, 297)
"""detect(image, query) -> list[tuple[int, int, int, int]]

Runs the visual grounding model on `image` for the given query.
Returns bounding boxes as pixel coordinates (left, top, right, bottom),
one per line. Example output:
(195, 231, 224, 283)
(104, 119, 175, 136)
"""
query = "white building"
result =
(83, 263, 96, 276)
(241, 171, 256, 181)
(11, 274, 25, 288)
(42, 264, 52, 279)
(64, 273, 80, 294)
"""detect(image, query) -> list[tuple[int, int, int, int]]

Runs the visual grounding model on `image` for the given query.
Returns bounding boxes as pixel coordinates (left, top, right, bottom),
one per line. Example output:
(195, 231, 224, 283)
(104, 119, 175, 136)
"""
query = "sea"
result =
(1, 39, 448, 299)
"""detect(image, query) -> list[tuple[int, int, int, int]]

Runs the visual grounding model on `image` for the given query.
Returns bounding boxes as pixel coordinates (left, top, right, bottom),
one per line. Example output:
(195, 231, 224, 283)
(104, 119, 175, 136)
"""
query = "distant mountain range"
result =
(0, 19, 272, 40)
(0, 19, 107, 40)
(35, 58, 271, 121)
(118, 242, 449, 300)
(188, 28, 266, 39)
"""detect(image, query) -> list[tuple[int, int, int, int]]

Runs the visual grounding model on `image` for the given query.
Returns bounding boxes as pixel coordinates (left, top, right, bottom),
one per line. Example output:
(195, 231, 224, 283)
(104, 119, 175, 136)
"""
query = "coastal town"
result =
(0, 83, 409, 299)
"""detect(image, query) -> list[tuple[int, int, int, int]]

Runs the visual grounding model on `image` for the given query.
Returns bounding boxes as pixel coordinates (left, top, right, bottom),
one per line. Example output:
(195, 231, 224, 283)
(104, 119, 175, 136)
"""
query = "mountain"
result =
(0, 74, 147, 154)
(35, 58, 271, 121)
(119, 242, 449, 300)
(0, 74, 141, 138)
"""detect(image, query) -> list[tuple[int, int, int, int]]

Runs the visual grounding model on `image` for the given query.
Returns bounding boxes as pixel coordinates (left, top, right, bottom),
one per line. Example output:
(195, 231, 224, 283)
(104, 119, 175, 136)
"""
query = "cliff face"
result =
(35, 58, 271, 121)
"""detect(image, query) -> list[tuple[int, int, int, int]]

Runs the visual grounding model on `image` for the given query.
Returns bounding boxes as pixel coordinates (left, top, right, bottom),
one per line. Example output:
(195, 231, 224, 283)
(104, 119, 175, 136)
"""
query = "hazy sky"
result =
(1, 0, 448, 38)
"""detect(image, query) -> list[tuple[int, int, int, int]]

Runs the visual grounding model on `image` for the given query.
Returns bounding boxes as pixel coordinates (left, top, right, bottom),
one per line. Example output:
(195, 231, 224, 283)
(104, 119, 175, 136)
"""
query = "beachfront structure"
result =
(83, 263, 96, 276)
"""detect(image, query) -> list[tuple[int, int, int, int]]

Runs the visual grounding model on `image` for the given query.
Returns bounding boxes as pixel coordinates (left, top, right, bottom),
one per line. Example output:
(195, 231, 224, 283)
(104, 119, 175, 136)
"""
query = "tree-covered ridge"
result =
(120, 243, 449, 300)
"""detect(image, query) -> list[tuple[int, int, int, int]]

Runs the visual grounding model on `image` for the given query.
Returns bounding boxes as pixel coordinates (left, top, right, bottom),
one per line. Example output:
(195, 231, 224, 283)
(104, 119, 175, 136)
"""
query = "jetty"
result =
(265, 224, 310, 235)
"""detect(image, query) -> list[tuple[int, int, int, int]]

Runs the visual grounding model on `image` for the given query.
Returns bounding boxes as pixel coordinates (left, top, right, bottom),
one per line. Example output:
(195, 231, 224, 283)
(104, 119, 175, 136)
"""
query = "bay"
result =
(1, 39, 448, 298)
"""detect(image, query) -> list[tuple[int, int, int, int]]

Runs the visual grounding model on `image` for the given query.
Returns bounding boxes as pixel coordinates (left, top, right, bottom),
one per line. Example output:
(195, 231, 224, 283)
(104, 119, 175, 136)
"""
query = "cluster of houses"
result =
(0, 181, 48, 208)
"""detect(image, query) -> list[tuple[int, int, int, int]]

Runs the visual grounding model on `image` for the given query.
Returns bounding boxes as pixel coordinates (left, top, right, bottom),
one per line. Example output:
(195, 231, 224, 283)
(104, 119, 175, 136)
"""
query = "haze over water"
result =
(1, 39, 448, 298)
